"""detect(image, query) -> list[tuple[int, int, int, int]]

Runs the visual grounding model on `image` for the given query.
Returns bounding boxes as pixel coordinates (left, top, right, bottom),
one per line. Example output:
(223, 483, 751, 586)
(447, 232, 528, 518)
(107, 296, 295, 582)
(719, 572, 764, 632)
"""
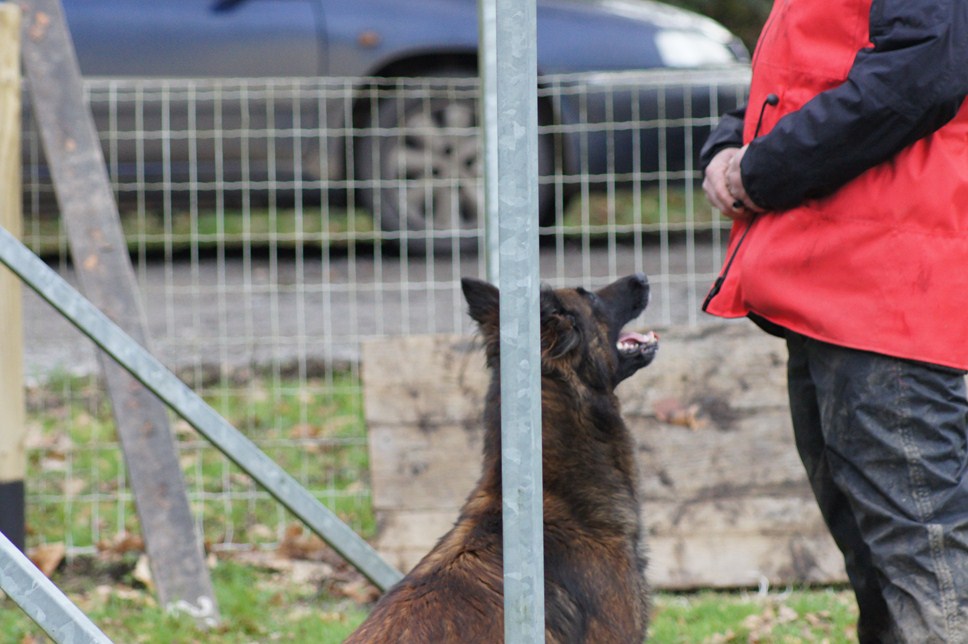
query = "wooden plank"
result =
(0, 3, 26, 551)
(362, 324, 848, 589)
(18, 0, 218, 623)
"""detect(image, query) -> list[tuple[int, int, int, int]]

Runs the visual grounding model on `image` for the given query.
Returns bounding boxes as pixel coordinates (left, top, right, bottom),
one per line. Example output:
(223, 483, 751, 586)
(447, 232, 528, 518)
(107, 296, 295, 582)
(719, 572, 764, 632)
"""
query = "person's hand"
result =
(702, 146, 764, 221)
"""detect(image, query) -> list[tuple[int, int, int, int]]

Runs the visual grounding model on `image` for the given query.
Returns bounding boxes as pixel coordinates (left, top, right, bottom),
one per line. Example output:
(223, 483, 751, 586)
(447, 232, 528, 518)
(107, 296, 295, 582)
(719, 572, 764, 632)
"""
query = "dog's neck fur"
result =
(472, 369, 642, 539)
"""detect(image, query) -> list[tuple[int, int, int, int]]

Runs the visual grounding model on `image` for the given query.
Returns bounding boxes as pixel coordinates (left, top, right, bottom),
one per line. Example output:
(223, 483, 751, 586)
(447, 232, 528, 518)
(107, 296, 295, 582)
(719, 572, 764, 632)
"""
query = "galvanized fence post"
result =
(478, 0, 500, 284)
(489, 0, 545, 641)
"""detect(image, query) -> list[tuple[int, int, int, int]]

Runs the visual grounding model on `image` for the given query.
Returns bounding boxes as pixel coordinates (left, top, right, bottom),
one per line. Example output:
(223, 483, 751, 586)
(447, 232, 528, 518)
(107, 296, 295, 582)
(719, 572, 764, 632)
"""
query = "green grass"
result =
(24, 187, 720, 256)
(0, 557, 369, 643)
(24, 371, 374, 551)
(1, 559, 857, 643)
(651, 589, 859, 642)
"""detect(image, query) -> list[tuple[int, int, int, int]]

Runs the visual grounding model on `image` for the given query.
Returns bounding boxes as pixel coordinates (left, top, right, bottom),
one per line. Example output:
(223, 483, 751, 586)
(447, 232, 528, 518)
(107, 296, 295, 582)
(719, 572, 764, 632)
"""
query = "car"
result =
(51, 0, 750, 252)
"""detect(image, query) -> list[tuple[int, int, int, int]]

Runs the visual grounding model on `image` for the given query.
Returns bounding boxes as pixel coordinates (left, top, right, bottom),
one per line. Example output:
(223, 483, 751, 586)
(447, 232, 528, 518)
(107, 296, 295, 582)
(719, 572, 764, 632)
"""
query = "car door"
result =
(64, 0, 324, 78)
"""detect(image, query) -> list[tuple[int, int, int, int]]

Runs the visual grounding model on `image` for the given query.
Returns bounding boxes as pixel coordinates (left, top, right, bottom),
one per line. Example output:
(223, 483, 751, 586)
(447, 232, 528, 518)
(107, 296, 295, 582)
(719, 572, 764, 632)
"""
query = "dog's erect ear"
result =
(461, 277, 500, 332)
(540, 289, 581, 360)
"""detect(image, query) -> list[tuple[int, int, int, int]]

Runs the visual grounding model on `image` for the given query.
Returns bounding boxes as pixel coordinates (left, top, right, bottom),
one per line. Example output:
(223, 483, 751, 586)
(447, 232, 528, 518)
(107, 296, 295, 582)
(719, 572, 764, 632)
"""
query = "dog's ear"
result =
(540, 288, 582, 361)
(461, 277, 499, 334)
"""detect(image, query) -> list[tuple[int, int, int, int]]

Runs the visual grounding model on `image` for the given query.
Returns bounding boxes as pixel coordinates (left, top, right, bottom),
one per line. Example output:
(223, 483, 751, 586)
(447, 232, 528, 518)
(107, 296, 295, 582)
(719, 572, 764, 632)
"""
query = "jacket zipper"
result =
(702, 93, 779, 313)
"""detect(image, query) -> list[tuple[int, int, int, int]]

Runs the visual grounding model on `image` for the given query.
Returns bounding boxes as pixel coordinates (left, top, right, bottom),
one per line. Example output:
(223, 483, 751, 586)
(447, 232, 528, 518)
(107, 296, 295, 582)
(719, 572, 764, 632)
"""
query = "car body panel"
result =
(65, 0, 324, 77)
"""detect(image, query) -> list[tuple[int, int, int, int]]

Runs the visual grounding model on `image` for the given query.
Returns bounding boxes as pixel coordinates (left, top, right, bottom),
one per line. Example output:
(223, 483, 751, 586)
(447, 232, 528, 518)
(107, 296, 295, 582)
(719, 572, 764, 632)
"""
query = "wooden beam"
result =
(0, 3, 26, 552)
(362, 327, 849, 589)
(18, 0, 219, 624)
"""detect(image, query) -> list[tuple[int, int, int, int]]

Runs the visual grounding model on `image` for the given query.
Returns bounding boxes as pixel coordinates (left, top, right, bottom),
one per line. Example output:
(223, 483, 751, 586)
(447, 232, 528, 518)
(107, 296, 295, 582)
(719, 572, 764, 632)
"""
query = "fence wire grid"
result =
(18, 70, 748, 556)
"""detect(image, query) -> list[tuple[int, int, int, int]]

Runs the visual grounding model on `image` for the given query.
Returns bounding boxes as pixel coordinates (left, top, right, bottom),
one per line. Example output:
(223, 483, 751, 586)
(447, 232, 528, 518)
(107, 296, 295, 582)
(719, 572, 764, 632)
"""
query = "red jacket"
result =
(701, 0, 968, 369)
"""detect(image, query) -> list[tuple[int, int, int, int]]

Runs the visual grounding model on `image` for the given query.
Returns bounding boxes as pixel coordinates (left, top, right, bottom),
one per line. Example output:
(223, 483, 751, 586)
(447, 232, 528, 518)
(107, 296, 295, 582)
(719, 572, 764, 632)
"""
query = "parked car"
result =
(51, 0, 750, 251)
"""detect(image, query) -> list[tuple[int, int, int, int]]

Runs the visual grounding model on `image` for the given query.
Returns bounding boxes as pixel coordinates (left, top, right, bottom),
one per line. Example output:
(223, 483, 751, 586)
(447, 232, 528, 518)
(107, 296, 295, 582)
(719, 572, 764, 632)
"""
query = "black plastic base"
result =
(0, 480, 25, 551)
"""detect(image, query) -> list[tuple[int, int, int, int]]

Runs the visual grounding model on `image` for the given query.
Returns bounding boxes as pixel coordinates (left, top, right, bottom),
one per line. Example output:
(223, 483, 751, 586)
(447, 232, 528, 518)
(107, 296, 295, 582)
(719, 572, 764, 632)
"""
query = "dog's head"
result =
(461, 273, 658, 390)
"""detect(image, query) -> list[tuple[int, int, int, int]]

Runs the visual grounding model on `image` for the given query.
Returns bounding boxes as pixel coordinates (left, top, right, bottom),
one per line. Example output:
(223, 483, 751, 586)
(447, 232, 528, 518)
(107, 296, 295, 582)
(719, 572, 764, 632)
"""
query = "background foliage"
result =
(668, 0, 772, 52)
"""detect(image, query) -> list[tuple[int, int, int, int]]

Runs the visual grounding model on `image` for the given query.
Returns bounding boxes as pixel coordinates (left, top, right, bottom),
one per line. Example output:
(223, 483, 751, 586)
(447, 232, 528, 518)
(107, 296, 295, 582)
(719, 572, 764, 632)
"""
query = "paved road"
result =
(21, 237, 727, 382)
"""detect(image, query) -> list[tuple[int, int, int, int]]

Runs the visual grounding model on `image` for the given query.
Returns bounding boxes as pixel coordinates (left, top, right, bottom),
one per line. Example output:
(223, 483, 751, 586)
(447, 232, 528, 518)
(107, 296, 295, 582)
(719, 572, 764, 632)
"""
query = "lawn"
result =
(23, 186, 720, 257)
(2, 551, 858, 643)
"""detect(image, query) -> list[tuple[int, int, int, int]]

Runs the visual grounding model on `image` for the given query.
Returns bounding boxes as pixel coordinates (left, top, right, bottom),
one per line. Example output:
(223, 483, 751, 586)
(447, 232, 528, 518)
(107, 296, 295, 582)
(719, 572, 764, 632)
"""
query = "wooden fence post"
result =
(0, 3, 26, 552)
(19, 0, 219, 625)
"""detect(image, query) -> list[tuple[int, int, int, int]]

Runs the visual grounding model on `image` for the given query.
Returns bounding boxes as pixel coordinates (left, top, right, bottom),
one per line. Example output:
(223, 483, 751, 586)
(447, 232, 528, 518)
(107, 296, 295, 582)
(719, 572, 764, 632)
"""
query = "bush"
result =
(669, 0, 772, 52)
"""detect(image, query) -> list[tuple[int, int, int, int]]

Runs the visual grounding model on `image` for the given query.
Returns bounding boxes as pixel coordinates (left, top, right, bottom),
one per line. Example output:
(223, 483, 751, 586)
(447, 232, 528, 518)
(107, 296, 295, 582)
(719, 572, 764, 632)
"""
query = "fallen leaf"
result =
(133, 554, 154, 591)
(97, 531, 145, 557)
(277, 524, 330, 561)
(29, 542, 66, 577)
(653, 397, 704, 430)
(339, 579, 380, 605)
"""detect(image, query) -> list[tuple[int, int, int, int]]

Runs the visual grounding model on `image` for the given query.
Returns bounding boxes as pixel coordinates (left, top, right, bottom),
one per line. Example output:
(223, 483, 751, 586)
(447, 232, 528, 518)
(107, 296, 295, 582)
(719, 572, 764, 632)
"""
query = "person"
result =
(699, 1, 968, 642)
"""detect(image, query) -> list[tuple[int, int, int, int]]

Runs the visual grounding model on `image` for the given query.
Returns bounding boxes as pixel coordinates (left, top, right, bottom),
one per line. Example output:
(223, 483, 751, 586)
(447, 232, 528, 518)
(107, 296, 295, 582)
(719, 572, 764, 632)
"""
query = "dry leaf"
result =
(97, 531, 145, 557)
(277, 523, 329, 561)
(62, 477, 86, 499)
(339, 578, 380, 605)
(133, 554, 154, 591)
(652, 397, 704, 430)
(29, 542, 66, 577)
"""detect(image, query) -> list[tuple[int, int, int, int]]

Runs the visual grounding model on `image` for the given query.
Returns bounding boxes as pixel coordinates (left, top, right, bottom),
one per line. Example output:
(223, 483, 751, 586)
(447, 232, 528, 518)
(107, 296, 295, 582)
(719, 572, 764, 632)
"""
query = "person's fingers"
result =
(724, 145, 766, 214)
(703, 148, 740, 214)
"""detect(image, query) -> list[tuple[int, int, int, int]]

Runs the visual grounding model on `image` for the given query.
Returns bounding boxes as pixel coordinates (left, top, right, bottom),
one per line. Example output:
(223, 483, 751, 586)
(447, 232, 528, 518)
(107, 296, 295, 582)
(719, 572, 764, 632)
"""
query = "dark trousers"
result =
(786, 332, 968, 643)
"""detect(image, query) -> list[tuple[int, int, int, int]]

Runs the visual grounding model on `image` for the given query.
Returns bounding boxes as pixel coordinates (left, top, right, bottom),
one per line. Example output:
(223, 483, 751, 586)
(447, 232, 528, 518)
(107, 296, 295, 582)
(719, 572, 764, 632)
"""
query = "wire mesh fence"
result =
(19, 69, 748, 555)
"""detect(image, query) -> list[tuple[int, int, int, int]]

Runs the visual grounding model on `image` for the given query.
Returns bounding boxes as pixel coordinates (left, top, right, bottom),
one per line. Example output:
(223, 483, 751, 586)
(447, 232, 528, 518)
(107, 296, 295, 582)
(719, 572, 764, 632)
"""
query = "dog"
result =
(346, 273, 658, 643)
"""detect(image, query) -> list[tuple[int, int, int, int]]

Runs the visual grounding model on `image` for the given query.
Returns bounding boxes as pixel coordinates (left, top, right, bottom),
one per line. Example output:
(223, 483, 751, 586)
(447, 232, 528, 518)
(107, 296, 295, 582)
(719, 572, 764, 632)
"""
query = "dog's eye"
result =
(577, 289, 602, 312)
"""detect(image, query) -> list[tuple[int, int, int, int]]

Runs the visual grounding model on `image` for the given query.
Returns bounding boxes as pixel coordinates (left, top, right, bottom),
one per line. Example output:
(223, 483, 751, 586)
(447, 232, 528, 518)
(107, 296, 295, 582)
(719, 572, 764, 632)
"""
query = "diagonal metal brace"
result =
(0, 225, 403, 591)
(0, 530, 113, 644)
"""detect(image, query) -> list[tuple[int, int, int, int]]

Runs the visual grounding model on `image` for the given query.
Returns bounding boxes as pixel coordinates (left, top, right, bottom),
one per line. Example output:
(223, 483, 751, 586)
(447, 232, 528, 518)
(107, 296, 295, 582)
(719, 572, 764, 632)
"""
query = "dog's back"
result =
(346, 275, 657, 643)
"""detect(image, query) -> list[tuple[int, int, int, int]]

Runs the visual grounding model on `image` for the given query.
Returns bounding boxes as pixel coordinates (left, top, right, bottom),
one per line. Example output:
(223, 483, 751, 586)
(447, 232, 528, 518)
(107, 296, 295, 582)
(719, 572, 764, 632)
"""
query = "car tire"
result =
(356, 79, 555, 256)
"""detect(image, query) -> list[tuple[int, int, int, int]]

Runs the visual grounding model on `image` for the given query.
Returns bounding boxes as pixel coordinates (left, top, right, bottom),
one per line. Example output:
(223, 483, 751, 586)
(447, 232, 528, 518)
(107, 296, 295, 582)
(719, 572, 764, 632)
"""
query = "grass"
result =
(24, 371, 374, 552)
(1, 556, 369, 643)
(651, 588, 859, 642)
(23, 186, 721, 256)
(15, 373, 858, 642)
(1, 555, 858, 643)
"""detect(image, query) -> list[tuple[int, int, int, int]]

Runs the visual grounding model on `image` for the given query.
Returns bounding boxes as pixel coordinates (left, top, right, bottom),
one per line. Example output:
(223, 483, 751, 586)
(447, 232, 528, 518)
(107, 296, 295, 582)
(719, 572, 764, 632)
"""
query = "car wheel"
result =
(357, 84, 554, 256)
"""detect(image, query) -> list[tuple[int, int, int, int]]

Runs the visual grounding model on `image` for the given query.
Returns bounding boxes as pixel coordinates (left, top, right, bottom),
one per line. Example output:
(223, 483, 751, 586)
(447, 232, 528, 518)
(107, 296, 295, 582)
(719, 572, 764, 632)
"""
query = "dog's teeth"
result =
(617, 330, 658, 355)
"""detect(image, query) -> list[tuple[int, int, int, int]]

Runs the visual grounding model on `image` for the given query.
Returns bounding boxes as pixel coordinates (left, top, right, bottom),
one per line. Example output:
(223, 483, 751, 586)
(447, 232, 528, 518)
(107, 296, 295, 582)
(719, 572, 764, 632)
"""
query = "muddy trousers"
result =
(785, 333, 968, 643)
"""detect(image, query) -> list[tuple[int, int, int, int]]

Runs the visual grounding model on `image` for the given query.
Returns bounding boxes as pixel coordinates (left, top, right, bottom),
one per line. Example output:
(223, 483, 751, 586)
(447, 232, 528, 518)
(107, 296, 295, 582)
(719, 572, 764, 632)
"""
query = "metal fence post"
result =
(489, 0, 545, 641)
(478, 0, 500, 284)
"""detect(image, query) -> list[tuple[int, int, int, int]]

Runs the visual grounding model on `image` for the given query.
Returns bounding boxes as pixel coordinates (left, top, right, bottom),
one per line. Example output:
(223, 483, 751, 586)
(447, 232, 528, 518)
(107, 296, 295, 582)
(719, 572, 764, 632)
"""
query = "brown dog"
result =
(346, 273, 657, 643)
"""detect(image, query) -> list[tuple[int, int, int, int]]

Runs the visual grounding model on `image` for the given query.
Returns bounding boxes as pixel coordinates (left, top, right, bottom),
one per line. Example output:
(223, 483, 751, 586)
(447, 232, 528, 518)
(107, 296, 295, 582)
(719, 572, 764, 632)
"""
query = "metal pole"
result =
(0, 226, 403, 592)
(0, 530, 113, 644)
(491, 0, 545, 641)
(478, 0, 499, 283)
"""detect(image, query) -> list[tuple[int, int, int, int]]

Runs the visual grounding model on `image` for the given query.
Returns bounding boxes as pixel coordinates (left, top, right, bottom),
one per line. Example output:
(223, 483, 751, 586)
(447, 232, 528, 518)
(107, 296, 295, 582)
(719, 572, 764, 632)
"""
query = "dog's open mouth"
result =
(614, 328, 659, 383)
(618, 330, 659, 357)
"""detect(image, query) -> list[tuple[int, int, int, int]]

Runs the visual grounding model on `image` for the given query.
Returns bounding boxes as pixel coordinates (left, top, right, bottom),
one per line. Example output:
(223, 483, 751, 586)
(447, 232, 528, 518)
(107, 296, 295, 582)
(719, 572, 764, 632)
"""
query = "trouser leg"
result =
(786, 334, 894, 643)
(786, 333, 968, 643)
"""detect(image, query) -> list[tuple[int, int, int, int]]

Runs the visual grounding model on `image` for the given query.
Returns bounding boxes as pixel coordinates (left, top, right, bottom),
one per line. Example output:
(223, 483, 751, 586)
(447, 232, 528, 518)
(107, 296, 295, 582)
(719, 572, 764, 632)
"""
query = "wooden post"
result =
(0, 3, 26, 553)
(19, 0, 219, 625)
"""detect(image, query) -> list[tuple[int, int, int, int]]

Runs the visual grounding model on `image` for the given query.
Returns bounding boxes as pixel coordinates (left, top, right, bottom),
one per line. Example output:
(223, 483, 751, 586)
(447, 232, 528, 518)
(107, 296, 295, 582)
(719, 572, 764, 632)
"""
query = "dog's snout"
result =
(627, 273, 650, 305)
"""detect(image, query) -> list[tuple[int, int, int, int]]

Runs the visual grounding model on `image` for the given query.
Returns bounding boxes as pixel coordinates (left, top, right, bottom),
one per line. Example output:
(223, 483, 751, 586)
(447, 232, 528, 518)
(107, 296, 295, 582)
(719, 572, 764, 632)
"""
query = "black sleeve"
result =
(698, 106, 746, 173)
(741, 0, 968, 211)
